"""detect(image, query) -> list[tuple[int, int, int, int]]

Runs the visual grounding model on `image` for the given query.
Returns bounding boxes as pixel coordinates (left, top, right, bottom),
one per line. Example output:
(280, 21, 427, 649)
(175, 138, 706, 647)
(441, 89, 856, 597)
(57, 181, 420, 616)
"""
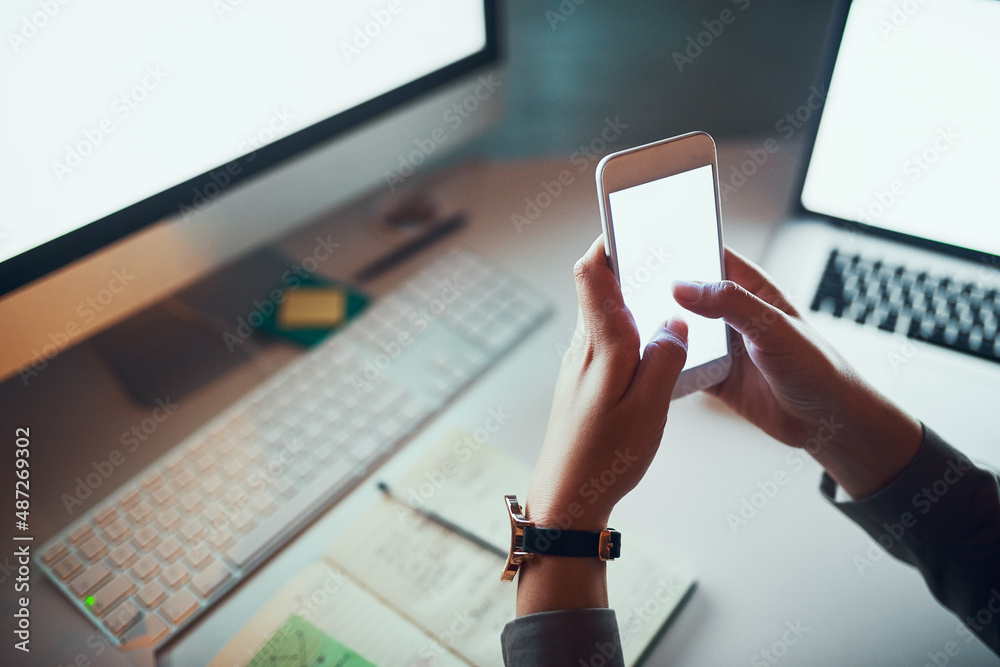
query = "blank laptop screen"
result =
(800, 0, 1000, 256)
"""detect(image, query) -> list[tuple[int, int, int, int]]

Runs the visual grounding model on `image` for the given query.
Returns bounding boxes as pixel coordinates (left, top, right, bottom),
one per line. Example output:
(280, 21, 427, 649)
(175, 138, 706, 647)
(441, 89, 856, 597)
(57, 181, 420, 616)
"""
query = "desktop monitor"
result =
(0, 0, 500, 383)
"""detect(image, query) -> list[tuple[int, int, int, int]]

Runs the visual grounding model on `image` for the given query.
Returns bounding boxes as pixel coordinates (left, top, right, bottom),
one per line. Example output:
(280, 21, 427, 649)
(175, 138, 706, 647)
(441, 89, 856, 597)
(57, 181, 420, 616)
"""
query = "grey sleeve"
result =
(821, 424, 1000, 655)
(500, 608, 624, 667)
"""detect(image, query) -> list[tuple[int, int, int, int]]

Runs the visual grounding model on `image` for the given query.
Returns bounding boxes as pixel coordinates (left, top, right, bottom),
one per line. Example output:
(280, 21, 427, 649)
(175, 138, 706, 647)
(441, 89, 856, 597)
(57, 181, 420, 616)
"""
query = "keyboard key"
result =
(197, 454, 218, 473)
(231, 511, 256, 533)
(69, 563, 112, 597)
(208, 529, 234, 552)
(80, 535, 108, 562)
(184, 544, 213, 571)
(69, 523, 94, 545)
(970, 328, 983, 351)
(202, 504, 226, 528)
(104, 518, 131, 544)
(161, 562, 191, 589)
(157, 508, 182, 531)
(128, 501, 153, 525)
(41, 542, 69, 565)
(222, 488, 246, 508)
(152, 485, 176, 508)
(173, 468, 197, 490)
(190, 562, 232, 598)
(103, 600, 142, 637)
(108, 543, 138, 569)
(137, 581, 167, 608)
(118, 489, 142, 509)
(133, 525, 160, 550)
(94, 506, 119, 527)
(161, 590, 198, 625)
(178, 492, 202, 514)
(89, 574, 136, 616)
(54, 554, 83, 581)
(132, 556, 160, 582)
(179, 519, 205, 543)
(155, 538, 182, 562)
(202, 474, 225, 496)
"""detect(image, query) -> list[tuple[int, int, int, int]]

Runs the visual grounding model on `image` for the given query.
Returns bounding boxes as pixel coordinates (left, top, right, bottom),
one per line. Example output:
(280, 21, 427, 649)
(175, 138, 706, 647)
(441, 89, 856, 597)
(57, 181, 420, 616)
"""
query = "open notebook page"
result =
(340, 429, 696, 665)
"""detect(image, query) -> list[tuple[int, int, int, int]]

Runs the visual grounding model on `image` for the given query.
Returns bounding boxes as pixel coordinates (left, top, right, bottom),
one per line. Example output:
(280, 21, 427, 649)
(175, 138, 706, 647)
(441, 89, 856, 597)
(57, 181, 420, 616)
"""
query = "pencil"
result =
(376, 481, 506, 559)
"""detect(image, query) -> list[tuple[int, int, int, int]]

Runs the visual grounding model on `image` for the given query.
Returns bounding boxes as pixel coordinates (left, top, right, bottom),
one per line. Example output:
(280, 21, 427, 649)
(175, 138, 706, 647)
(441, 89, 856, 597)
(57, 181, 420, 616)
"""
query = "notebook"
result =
(211, 429, 696, 666)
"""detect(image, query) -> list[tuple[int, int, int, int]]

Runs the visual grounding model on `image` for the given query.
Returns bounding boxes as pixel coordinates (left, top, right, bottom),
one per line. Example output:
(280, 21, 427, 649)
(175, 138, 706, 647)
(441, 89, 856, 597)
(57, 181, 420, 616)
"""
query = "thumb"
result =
(630, 317, 688, 410)
(672, 279, 796, 351)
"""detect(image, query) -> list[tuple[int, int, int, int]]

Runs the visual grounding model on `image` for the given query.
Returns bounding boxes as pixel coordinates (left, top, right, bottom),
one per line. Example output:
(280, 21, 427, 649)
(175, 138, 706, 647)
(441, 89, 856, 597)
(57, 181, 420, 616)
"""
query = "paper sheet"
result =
(210, 563, 465, 667)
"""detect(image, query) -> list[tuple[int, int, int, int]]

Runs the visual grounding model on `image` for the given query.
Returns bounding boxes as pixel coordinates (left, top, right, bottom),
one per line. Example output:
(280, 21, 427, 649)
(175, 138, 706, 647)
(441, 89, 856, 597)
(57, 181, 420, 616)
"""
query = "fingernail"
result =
(666, 316, 688, 340)
(672, 280, 703, 303)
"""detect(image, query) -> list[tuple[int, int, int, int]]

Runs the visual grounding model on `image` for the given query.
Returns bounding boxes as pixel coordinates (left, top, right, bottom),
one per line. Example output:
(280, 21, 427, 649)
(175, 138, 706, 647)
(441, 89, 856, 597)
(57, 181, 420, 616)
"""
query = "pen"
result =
(376, 481, 506, 559)
(354, 213, 466, 283)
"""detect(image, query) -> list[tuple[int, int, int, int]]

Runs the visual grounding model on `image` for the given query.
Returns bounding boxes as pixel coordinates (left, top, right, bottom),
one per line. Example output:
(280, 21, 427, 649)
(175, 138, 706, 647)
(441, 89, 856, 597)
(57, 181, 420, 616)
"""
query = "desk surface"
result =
(7, 143, 997, 666)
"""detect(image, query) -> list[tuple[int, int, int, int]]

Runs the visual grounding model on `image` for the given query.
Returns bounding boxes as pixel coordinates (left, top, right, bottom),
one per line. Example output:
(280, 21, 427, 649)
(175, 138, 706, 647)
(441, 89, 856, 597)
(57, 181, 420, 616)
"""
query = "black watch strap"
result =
(523, 525, 621, 560)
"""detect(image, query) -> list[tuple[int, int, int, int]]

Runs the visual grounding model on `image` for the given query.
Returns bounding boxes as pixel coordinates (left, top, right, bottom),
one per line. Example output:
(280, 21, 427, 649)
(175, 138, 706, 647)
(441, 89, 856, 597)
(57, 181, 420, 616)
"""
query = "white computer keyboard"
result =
(36, 248, 551, 649)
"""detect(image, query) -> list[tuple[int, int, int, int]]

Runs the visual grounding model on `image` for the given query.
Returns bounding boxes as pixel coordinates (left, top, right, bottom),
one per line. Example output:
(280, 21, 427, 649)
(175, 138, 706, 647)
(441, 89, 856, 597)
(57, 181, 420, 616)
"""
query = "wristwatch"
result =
(501, 494, 621, 582)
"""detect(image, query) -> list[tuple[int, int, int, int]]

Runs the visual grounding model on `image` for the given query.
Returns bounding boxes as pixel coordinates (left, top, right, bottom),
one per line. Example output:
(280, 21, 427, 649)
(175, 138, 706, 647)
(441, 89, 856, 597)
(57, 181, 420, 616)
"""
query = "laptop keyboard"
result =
(811, 249, 1000, 364)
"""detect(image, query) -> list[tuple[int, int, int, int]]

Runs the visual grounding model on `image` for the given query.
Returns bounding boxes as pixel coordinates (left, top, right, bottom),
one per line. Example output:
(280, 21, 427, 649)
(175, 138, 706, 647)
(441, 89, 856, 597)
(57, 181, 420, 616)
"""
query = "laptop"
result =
(762, 0, 1000, 469)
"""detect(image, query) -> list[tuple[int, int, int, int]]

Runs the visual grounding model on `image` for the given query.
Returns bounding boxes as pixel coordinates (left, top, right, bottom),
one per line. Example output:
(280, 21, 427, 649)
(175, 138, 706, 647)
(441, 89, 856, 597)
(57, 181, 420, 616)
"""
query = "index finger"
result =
(722, 247, 800, 318)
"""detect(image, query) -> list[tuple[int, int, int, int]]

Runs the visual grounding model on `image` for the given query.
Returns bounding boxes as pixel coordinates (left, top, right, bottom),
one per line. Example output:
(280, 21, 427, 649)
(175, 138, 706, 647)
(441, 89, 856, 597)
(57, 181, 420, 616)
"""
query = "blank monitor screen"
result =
(801, 0, 1000, 256)
(1, 1, 487, 275)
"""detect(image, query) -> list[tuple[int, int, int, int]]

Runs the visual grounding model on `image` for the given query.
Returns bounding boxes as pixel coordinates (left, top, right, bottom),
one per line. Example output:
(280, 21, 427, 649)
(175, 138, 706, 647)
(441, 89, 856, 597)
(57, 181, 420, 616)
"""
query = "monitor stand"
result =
(91, 248, 295, 407)
(92, 188, 454, 407)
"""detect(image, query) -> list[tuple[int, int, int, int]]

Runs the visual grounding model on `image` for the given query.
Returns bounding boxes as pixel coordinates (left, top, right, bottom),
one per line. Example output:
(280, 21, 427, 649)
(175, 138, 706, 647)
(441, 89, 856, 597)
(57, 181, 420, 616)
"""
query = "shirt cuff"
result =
(819, 423, 985, 556)
(501, 608, 623, 667)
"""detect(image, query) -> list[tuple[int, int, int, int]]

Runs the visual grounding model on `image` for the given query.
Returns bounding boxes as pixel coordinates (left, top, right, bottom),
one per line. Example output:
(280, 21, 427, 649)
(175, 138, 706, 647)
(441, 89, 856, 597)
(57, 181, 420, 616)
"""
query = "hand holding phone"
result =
(596, 131, 732, 397)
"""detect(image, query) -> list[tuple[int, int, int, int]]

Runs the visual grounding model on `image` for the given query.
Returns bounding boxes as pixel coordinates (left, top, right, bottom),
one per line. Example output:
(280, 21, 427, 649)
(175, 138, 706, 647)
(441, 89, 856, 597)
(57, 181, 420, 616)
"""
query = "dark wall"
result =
(471, 0, 836, 158)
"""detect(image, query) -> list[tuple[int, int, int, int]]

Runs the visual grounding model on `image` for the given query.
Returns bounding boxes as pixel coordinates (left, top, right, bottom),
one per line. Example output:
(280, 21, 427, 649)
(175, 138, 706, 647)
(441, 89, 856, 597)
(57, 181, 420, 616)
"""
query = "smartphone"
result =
(596, 131, 731, 398)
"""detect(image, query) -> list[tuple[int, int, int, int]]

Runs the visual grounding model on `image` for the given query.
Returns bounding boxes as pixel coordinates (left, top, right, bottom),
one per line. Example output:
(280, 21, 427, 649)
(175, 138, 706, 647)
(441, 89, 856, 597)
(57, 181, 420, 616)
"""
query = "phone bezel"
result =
(595, 131, 732, 399)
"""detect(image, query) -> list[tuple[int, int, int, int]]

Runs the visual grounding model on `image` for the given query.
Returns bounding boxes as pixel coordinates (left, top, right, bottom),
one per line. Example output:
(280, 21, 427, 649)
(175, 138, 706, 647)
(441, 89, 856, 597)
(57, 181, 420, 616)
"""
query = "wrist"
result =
(516, 552, 608, 616)
(809, 389, 922, 499)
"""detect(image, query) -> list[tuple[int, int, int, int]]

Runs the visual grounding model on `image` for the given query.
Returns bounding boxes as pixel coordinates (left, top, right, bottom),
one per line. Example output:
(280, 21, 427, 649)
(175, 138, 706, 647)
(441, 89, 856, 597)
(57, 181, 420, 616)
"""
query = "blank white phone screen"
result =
(608, 164, 727, 370)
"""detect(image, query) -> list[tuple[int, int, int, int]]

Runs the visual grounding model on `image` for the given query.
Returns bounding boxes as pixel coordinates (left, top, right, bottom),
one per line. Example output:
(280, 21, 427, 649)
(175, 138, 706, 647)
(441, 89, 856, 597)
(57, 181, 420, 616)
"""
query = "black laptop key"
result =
(879, 311, 898, 332)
